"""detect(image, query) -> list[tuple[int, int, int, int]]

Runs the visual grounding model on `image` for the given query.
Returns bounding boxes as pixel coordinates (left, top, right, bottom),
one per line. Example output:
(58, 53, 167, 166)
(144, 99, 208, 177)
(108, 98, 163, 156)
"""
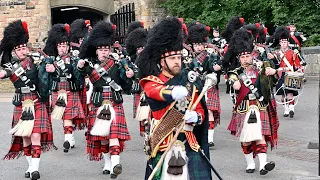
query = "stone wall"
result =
(114, 0, 166, 29)
(0, 0, 51, 47)
(302, 46, 320, 76)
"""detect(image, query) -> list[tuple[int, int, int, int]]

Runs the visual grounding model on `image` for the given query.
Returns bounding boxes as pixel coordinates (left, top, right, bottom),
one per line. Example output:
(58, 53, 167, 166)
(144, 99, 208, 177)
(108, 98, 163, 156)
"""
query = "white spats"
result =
(257, 153, 267, 171)
(103, 153, 111, 171)
(70, 133, 75, 147)
(25, 155, 32, 173)
(244, 153, 255, 170)
(31, 158, 40, 172)
(208, 129, 214, 144)
(111, 155, 122, 175)
(283, 104, 289, 116)
(289, 104, 294, 112)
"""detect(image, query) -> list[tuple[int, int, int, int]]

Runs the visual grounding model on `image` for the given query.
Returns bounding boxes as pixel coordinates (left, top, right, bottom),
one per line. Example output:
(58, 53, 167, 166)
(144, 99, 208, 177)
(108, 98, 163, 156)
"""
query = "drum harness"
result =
(275, 51, 304, 106)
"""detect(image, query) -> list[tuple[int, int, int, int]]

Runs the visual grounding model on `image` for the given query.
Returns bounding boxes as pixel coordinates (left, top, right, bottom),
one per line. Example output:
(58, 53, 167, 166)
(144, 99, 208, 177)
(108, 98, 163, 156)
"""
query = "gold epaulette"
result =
(141, 75, 164, 84)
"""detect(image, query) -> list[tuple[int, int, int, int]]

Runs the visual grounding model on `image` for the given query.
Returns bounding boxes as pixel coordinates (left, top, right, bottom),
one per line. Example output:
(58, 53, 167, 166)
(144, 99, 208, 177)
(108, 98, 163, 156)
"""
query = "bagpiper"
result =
(186, 23, 222, 147)
(125, 21, 149, 136)
(70, 19, 92, 51)
(70, 18, 93, 116)
(227, 28, 279, 175)
(78, 21, 132, 178)
(43, 23, 86, 153)
(0, 20, 56, 180)
(137, 17, 212, 180)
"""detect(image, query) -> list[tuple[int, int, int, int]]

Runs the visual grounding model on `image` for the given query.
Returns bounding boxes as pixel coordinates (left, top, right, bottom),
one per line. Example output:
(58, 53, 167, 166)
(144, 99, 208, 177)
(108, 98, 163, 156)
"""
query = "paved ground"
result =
(0, 76, 319, 180)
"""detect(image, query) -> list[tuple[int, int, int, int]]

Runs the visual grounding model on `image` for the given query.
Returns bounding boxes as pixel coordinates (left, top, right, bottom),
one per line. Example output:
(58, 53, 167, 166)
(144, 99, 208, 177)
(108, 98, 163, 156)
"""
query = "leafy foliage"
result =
(162, 0, 320, 45)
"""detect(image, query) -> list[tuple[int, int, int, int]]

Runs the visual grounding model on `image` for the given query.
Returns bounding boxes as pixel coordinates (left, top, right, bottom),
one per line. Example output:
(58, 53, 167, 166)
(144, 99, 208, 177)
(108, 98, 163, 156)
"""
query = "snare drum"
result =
(284, 72, 304, 91)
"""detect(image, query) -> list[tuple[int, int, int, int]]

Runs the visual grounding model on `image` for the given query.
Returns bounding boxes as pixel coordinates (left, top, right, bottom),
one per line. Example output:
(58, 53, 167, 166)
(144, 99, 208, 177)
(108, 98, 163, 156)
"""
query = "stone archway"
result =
(50, 0, 114, 15)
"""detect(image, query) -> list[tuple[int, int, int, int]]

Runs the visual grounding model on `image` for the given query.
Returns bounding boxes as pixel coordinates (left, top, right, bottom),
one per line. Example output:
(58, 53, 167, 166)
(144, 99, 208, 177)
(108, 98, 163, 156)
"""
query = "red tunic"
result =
(140, 71, 205, 122)
(278, 49, 302, 72)
(140, 71, 205, 153)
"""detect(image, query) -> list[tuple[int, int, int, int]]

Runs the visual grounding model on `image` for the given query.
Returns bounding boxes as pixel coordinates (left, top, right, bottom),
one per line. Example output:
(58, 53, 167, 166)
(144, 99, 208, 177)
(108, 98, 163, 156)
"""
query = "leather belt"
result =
(15, 86, 31, 94)
(60, 77, 67, 82)
(102, 86, 111, 92)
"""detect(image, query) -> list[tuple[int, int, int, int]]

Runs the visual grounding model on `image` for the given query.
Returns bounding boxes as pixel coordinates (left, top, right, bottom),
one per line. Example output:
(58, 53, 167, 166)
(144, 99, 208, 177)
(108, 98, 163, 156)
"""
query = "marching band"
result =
(0, 15, 307, 180)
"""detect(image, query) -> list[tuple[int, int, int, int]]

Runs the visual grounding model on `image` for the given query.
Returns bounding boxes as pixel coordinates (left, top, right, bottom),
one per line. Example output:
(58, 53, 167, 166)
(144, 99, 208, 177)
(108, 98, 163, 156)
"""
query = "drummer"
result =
(269, 27, 303, 118)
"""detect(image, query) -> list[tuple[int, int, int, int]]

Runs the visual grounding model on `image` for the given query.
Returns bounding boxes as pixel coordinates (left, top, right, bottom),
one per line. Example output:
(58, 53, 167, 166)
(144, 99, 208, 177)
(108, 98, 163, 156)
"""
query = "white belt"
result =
(278, 67, 291, 71)
(289, 44, 299, 47)
(102, 86, 111, 92)
(60, 77, 67, 82)
(20, 86, 31, 93)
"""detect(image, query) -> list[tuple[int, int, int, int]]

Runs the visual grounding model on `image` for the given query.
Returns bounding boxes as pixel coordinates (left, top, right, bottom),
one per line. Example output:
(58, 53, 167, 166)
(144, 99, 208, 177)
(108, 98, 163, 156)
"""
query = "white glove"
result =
(184, 110, 198, 123)
(171, 86, 188, 100)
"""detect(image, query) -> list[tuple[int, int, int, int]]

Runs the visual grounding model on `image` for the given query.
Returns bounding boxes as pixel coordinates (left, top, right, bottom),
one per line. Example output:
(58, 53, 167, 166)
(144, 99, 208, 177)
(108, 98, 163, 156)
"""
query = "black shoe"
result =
(63, 141, 70, 153)
(260, 161, 275, 175)
(31, 171, 40, 180)
(246, 169, 255, 173)
(283, 114, 289, 117)
(71, 145, 75, 149)
(289, 111, 294, 118)
(25, 172, 30, 178)
(110, 173, 118, 179)
(103, 170, 110, 175)
(209, 142, 215, 147)
(113, 164, 122, 175)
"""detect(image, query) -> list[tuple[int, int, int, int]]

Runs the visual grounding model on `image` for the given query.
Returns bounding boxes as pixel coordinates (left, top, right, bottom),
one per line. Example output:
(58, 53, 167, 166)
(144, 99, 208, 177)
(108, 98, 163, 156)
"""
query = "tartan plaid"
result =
(13, 93, 49, 133)
(266, 99, 279, 149)
(230, 108, 271, 138)
(196, 51, 208, 64)
(88, 59, 115, 84)
(51, 81, 86, 129)
(206, 86, 221, 125)
(145, 135, 212, 180)
(4, 92, 57, 160)
(227, 111, 237, 135)
(79, 88, 88, 117)
(86, 90, 131, 161)
(133, 93, 140, 118)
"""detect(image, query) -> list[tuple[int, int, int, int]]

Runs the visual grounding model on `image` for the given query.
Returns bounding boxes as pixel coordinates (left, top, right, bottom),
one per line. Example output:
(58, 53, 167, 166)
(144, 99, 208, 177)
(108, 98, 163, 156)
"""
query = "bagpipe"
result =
(183, 44, 221, 81)
(109, 47, 141, 94)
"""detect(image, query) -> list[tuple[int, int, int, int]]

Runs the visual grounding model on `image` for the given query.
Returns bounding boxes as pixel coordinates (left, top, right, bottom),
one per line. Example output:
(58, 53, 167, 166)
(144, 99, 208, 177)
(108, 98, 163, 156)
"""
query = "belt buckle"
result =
(102, 86, 111, 92)
(21, 86, 31, 93)
(14, 67, 25, 76)
(60, 77, 67, 82)
(248, 93, 256, 100)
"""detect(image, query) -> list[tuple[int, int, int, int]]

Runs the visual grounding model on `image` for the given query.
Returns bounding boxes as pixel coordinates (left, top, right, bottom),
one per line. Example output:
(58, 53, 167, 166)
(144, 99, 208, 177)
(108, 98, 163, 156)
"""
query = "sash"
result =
(279, 51, 294, 72)
(290, 34, 301, 48)
(234, 70, 259, 110)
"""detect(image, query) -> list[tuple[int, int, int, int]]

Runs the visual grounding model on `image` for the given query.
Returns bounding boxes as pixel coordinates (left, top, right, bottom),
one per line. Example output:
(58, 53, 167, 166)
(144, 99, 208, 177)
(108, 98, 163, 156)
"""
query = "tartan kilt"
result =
(12, 93, 49, 134)
(145, 135, 211, 180)
(206, 86, 221, 124)
(51, 81, 86, 129)
(133, 93, 140, 119)
(227, 111, 238, 135)
(86, 91, 131, 161)
(230, 109, 271, 138)
(4, 93, 57, 160)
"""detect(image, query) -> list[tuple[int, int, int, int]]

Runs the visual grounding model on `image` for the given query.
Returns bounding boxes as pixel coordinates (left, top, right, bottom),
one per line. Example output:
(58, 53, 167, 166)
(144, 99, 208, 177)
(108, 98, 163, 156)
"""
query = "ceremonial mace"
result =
(148, 73, 223, 180)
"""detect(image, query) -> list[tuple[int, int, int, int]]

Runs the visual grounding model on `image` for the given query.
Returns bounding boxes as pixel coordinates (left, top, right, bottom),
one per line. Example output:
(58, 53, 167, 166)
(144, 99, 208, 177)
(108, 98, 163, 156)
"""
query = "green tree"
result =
(162, 0, 320, 37)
